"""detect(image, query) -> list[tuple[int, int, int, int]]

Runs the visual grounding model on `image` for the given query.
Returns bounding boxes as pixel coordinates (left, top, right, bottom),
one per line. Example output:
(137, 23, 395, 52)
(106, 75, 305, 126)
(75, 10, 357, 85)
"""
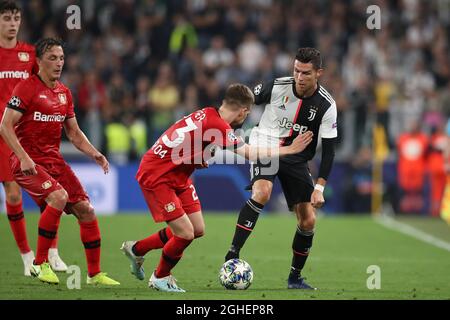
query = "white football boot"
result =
(21, 250, 35, 276)
(120, 241, 145, 280)
(148, 272, 185, 293)
(48, 248, 68, 272)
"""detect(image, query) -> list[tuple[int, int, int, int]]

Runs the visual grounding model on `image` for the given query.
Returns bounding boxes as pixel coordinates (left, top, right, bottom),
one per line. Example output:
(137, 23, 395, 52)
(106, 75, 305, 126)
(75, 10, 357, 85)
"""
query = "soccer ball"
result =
(219, 258, 253, 290)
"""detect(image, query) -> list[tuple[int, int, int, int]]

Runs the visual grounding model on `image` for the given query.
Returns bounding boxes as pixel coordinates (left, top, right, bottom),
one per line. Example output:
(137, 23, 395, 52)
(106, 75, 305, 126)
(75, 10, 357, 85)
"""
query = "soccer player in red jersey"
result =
(121, 83, 313, 292)
(0, 38, 119, 285)
(0, 0, 67, 276)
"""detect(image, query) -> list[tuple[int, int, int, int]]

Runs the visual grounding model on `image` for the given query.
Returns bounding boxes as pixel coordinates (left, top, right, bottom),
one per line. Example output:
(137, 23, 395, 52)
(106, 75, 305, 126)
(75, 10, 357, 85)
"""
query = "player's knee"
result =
(194, 232, 204, 239)
(4, 182, 22, 204)
(178, 231, 195, 241)
(252, 186, 272, 204)
(5, 191, 21, 205)
(193, 222, 205, 238)
(194, 227, 205, 239)
(76, 202, 96, 222)
(300, 215, 316, 231)
(174, 225, 195, 241)
(49, 189, 68, 209)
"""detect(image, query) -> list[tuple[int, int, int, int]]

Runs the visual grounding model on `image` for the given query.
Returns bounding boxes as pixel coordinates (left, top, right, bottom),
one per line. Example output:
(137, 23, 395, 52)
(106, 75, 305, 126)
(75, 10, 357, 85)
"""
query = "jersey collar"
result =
(36, 74, 60, 90)
(292, 81, 320, 100)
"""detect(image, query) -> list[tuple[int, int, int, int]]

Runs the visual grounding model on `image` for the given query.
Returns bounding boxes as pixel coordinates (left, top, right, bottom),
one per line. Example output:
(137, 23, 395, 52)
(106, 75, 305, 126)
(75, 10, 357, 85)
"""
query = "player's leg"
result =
(121, 185, 173, 281)
(2, 181, 34, 275)
(148, 213, 193, 292)
(149, 213, 203, 293)
(160, 213, 195, 276)
(126, 180, 202, 257)
(36, 203, 67, 272)
(150, 182, 202, 292)
(3, 181, 29, 253)
(182, 182, 204, 239)
(130, 227, 173, 257)
(288, 202, 317, 289)
(121, 183, 201, 259)
(1, 140, 34, 275)
(125, 185, 175, 260)
(278, 166, 317, 289)
(65, 200, 119, 285)
(57, 163, 118, 285)
(29, 188, 68, 284)
(187, 211, 205, 239)
(224, 160, 275, 261)
(10, 159, 68, 283)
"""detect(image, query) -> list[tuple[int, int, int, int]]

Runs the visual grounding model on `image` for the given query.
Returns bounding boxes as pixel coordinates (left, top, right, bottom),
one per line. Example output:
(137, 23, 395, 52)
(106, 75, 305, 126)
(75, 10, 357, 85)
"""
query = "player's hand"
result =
(93, 152, 109, 174)
(195, 161, 209, 169)
(20, 156, 37, 176)
(288, 131, 313, 154)
(311, 189, 325, 209)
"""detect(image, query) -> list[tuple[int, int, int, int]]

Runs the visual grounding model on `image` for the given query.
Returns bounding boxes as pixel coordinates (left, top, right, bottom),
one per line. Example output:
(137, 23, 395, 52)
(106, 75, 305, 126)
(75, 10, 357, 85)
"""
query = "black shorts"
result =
(248, 159, 314, 211)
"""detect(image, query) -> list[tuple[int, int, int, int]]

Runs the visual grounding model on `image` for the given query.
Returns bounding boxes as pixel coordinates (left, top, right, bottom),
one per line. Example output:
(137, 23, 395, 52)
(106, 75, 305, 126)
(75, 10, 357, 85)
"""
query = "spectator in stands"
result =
(397, 120, 429, 213)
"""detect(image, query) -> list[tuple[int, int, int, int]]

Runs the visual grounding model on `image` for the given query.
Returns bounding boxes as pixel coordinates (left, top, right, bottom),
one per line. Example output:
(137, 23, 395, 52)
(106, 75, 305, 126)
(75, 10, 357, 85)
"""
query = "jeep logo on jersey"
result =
(254, 84, 262, 96)
(33, 112, 66, 122)
(278, 118, 308, 134)
(308, 106, 318, 121)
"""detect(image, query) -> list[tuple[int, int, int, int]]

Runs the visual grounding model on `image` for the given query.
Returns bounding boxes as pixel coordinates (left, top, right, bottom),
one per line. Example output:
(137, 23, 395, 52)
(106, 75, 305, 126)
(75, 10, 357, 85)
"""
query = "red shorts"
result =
(0, 137, 14, 182)
(140, 179, 201, 223)
(11, 156, 89, 210)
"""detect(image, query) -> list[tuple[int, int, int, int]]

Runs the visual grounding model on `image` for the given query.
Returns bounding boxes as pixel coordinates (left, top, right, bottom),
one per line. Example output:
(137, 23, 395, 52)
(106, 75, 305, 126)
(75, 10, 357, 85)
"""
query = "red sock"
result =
(79, 219, 101, 277)
(133, 227, 173, 256)
(155, 235, 192, 278)
(35, 205, 62, 264)
(6, 201, 31, 254)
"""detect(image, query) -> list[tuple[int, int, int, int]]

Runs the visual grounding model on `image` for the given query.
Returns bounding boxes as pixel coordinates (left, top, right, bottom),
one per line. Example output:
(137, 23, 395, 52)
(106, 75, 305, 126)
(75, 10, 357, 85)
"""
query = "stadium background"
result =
(0, 0, 450, 301)
(2, 0, 448, 216)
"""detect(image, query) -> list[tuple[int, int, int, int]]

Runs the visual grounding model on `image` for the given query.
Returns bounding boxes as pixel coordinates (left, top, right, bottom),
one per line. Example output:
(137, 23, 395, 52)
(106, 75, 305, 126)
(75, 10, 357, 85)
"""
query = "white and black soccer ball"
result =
(219, 258, 253, 290)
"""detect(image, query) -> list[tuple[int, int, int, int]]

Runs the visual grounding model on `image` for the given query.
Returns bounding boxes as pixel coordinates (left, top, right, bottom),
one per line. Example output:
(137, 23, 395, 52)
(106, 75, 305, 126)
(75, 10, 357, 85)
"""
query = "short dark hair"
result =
(35, 38, 64, 59)
(295, 48, 322, 70)
(224, 83, 254, 109)
(0, 0, 21, 15)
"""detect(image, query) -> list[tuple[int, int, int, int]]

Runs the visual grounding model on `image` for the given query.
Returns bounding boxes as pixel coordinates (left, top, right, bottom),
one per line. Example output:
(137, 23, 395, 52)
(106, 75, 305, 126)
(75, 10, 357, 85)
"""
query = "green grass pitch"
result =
(0, 212, 449, 300)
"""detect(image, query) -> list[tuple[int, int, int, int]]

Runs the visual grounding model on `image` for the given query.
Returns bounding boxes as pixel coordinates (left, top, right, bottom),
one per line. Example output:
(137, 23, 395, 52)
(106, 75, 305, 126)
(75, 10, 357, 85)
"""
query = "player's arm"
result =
(63, 117, 109, 174)
(311, 102, 338, 209)
(253, 81, 274, 106)
(311, 137, 336, 208)
(234, 131, 314, 162)
(0, 108, 37, 175)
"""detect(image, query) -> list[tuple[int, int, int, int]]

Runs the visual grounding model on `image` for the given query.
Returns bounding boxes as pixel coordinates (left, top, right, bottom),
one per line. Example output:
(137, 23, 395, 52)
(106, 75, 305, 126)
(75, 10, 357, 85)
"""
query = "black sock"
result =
(225, 199, 264, 261)
(290, 226, 314, 277)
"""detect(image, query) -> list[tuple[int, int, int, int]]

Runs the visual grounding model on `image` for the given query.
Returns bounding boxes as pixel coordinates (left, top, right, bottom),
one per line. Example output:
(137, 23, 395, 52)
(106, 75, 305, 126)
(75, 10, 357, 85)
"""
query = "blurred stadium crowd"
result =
(13, 0, 450, 214)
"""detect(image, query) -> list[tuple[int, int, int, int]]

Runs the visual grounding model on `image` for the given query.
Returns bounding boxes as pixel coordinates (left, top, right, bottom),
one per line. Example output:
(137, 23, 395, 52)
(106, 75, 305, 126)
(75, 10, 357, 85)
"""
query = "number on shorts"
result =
(189, 184, 198, 201)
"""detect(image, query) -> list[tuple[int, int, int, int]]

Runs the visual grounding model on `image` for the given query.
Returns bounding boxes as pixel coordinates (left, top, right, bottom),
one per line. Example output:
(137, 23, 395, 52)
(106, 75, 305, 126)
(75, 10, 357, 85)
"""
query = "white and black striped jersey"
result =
(250, 76, 337, 163)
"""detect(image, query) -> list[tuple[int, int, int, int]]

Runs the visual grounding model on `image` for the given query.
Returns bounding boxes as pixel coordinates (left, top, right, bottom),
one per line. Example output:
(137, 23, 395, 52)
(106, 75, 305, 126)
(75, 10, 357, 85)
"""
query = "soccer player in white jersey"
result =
(224, 48, 338, 290)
